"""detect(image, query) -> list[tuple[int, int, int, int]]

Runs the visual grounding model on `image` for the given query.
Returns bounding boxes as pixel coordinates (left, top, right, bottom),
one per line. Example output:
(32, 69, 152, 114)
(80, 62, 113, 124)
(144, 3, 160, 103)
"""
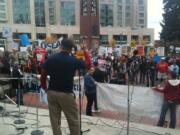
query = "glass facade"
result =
(138, 0, 145, 27)
(100, 35, 108, 45)
(35, 0, 45, 27)
(13, 0, 31, 24)
(100, 4, 113, 27)
(139, 13, 144, 18)
(139, 19, 144, 24)
(125, 1, 131, 27)
(113, 35, 127, 44)
(36, 33, 46, 39)
(138, 0, 144, 5)
(139, 6, 144, 11)
(60, 0, 75, 25)
(49, 0, 56, 25)
(0, 0, 7, 21)
(117, 4, 122, 26)
(117, 0, 122, 3)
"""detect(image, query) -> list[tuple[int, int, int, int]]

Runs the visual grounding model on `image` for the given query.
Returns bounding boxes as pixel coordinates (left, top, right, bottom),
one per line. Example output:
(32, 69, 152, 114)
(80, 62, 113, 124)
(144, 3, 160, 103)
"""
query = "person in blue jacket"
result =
(84, 67, 97, 116)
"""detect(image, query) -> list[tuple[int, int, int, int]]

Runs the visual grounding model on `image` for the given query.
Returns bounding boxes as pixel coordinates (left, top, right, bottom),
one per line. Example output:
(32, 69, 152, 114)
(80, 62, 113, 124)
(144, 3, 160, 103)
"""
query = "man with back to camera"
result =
(40, 39, 91, 135)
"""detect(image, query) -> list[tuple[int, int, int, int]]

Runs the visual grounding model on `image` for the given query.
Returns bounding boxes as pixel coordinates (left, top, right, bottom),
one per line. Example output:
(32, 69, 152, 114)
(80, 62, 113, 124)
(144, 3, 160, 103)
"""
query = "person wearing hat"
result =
(156, 57, 169, 83)
(153, 72, 180, 128)
(40, 38, 91, 135)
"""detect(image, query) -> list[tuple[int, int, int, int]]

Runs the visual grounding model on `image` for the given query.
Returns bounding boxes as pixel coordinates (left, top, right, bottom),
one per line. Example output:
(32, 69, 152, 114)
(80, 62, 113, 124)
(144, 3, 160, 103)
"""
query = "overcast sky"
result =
(148, 0, 164, 40)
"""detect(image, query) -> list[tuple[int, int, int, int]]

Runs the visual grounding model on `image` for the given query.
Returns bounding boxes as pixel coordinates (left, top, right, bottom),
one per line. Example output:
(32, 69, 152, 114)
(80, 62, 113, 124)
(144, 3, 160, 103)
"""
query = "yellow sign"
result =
(75, 50, 85, 60)
(141, 39, 146, 46)
(131, 40, 136, 47)
(109, 38, 116, 49)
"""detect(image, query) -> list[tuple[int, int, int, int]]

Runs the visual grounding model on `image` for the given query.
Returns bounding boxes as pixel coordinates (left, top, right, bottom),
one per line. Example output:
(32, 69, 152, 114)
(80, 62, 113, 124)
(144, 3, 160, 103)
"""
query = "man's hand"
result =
(80, 44, 87, 51)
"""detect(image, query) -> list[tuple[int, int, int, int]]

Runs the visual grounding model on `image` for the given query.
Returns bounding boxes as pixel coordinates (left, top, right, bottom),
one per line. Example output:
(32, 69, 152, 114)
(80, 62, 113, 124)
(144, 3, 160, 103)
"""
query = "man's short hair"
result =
(93, 61, 98, 67)
(61, 39, 75, 50)
(133, 50, 138, 56)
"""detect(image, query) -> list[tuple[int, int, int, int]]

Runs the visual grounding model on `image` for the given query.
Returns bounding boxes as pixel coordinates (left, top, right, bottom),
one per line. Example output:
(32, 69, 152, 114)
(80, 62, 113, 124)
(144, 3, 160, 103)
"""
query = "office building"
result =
(0, 0, 154, 48)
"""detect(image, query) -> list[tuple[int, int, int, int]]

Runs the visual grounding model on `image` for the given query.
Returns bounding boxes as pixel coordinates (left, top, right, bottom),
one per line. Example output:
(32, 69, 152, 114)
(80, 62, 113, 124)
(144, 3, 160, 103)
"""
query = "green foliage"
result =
(160, 0, 180, 41)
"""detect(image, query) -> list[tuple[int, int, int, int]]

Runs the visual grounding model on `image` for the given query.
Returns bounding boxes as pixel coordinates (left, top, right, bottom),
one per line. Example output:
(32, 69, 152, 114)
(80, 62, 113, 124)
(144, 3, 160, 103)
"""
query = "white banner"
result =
(73, 76, 84, 98)
(97, 83, 164, 118)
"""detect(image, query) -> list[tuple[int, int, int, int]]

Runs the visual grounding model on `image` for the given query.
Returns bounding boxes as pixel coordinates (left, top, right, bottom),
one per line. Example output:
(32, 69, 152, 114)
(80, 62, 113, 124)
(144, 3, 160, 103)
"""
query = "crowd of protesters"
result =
(90, 50, 180, 87)
(1, 46, 180, 86)
(0, 40, 180, 129)
(0, 44, 180, 96)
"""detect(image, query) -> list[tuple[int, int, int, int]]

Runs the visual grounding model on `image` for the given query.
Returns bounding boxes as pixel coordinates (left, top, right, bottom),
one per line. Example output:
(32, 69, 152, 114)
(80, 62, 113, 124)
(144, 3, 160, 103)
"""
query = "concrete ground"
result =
(0, 103, 180, 135)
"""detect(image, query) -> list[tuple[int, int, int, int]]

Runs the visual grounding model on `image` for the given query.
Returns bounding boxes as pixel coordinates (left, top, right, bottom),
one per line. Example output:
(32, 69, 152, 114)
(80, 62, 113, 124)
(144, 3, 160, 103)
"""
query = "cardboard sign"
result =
(2, 27, 12, 38)
(121, 46, 128, 55)
(76, 50, 85, 60)
(156, 47, 165, 56)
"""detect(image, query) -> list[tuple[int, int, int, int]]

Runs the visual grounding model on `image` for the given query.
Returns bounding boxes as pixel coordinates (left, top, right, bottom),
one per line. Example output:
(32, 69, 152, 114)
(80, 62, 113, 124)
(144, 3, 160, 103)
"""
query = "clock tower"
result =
(80, 0, 100, 49)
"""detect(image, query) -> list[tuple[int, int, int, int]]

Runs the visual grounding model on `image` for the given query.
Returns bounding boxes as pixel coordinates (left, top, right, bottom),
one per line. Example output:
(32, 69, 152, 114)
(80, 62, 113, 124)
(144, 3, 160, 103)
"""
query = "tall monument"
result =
(80, 0, 100, 49)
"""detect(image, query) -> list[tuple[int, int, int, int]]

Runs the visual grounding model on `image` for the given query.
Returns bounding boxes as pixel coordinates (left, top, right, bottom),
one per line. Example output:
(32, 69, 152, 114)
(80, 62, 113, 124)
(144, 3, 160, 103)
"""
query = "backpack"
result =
(129, 57, 140, 73)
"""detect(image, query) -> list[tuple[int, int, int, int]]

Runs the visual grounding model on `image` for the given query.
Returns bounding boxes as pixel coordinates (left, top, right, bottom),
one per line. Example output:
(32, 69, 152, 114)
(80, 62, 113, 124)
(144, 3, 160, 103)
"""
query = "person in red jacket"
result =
(156, 57, 169, 82)
(153, 71, 180, 128)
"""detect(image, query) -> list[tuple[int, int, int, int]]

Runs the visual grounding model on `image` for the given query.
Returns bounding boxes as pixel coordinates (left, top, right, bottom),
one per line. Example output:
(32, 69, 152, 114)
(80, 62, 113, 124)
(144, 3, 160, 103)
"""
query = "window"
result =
(100, 35, 108, 45)
(118, 5, 122, 11)
(36, 33, 46, 40)
(13, 0, 31, 24)
(0, 5, 5, 10)
(138, 0, 144, 5)
(73, 34, 80, 44)
(117, 0, 122, 4)
(35, 0, 46, 27)
(0, 13, 5, 19)
(126, 12, 131, 17)
(131, 35, 139, 41)
(126, 0, 131, 5)
(126, 6, 131, 10)
(60, 1, 75, 25)
(117, 14, 122, 20)
(117, 21, 122, 26)
(139, 19, 144, 24)
(113, 35, 127, 41)
(117, 5, 122, 26)
(0, 0, 6, 21)
(139, 13, 144, 18)
(49, 0, 56, 25)
(100, 4, 113, 26)
(143, 35, 151, 41)
(126, 19, 131, 26)
(139, 6, 144, 11)
(0, 39, 5, 51)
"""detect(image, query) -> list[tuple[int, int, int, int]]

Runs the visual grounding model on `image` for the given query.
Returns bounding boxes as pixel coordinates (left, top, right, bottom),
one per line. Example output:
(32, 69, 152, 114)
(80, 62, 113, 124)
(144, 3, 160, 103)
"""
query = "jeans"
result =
(94, 92, 98, 110)
(85, 93, 96, 116)
(157, 101, 177, 128)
